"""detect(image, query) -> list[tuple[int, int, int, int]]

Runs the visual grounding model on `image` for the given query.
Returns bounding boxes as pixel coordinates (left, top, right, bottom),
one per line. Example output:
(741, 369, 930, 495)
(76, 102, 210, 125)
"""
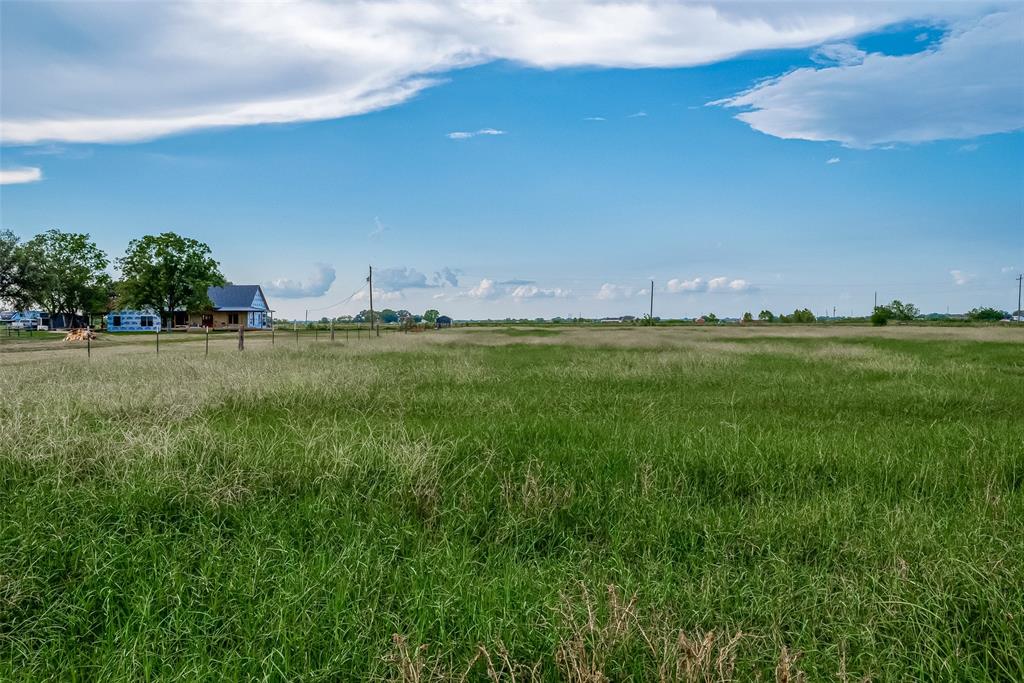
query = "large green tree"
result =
(423, 309, 440, 324)
(118, 232, 225, 329)
(21, 229, 110, 324)
(0, 230, 34, 308)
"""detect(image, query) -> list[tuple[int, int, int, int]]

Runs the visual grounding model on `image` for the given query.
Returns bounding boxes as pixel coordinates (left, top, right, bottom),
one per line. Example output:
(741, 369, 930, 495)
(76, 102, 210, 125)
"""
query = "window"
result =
(228, 313, 239, 325)
(112, 315, 121, 327)
(140, 317, 152, 328)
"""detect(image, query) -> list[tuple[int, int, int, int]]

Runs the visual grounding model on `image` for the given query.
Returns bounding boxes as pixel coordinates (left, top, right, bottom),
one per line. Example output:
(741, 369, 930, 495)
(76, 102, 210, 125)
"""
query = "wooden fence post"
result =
(206, 326, 210, 356)
(238, 324, 245, 351)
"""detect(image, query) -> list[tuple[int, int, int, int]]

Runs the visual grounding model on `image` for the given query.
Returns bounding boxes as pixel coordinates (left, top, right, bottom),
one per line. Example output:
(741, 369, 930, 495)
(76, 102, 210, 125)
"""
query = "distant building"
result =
(191, 285, 273, 330)
(435, 315, 452, 329)
(107, 309, 161, 332)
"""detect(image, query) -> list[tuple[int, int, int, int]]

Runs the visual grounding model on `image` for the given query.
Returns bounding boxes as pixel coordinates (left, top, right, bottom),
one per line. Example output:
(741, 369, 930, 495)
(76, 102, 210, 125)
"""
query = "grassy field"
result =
(1, 326, 1022, 681)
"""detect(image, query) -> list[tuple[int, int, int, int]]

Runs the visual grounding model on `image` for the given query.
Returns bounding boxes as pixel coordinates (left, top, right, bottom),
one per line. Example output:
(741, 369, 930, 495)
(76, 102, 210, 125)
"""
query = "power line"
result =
(304, 281, 368, 314)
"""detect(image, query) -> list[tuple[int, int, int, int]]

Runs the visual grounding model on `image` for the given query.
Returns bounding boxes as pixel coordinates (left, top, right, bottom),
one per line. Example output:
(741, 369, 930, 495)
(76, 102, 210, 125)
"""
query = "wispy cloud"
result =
(446, 128, 505, 140)
(0, 167, 43, 185)
(627, 111, 648, 118)
(369, 216, 387, 239)
(950, 269, 973, 286)
(2, 2, 937, 144)
(826, 157, 841, 164)
(811, 43, 866, 67)
(716, 11, 1024, 147)
(583, 116, 606, 122)
(264, 263, 336, 298)
(497, 278, 535, 286)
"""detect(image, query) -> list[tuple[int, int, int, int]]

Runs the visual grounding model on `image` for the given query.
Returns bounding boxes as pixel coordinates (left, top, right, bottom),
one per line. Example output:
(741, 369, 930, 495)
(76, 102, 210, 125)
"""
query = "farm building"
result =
(435, 315, 452, 328)
(106, 310, 162, 332)
(189, 285, 273, 330)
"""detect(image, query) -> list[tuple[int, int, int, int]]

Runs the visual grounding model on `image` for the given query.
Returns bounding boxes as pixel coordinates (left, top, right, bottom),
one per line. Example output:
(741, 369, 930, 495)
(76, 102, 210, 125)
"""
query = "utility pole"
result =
(873, 291, 877, 311)
(649, 280, 654, 325)
(368, 265, 378, 336)
(1017, 274, 1022, 323)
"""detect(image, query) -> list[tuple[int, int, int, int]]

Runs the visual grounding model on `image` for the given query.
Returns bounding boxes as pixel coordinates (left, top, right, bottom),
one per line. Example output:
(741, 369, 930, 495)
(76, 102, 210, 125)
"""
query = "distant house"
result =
(191, 285, 272, 330)
(107, 309, 161, 333)
(435, 315, 452, 329)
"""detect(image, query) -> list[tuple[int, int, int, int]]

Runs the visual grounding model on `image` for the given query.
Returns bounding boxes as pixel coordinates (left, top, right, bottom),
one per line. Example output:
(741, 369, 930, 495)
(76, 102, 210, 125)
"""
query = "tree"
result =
(118, 233, 225, 329)
(780, 308, 815, 323)
(758, 309, 775, 322)
(355, 309, 377, 324)
(741, 311, 753, 323)
(423, 309, 440, 324)
(968, 307, 1007, 321)
(871, 306, 890, 326)
(380, 308, 399, 324)
(703, 313, 718, 323)
(885, 300, 919, 321)
(22, 229, 111, 325)
(0, 230, 34, 308)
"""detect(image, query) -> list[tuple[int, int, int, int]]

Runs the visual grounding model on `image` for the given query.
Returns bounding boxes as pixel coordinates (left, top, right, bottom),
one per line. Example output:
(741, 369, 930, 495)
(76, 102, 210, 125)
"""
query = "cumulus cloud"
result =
(666, 277, 705, 292)
(1, 2, 933, 144)
(510, 285, 570, 300)
(466, 278, 499, 299)
(596, 283, 637, 300)
(717, 11, 1024, 148)
(0, 167, 42, 184)
(264, 263, 336, 298)
(667, 276, 752, 293)
(433, 266, 460, 287)
(446, 128, 505, 140)
(375, 266, 433, 291)
(950, 269, 973, 286)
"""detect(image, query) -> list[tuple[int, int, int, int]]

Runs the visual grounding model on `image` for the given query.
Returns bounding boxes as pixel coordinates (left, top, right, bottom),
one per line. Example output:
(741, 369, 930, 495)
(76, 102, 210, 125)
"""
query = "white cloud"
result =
(0, 167, 42, 184)
(950, 269, 973, 286)
(826, 157, 841, 164)
(264, 263, 336, 298)
(369, 216, 386, 239)
(811, 42, 866, 67)
(583, 116, 606, 121)
(354, 288, 403, 302)
(667, 276, 752, 293)
(1, 2, 935, 144)
(596, 283, 635, 300)
(446, 128, 505, 140)
(1001, 266, 1017, 273)
(666, 277, 705, 293)
(627, 111, 648, 118)
(717, 11, 1024, 148)
(510, 284, 570, 300)
(958, 143, 979, 152)
(467, 278, 499, 299)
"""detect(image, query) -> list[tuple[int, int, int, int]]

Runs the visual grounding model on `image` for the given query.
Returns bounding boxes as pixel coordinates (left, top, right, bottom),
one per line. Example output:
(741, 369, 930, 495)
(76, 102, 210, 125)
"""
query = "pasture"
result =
(1, 326, 1022, 681)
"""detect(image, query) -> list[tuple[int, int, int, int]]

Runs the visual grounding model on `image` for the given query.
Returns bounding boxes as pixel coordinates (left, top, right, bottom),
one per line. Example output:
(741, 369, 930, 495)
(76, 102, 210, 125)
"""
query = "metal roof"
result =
(207, 285, 270, 311)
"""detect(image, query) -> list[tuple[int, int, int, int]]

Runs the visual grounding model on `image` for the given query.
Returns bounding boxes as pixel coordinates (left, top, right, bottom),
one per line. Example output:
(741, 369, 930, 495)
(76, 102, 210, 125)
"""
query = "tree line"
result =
(1, 229, 224, 328)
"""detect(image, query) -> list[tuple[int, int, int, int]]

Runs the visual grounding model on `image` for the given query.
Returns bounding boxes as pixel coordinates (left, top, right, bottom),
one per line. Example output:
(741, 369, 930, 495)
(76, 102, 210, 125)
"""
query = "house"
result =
(435, 315, 452, 329)
(107, 309, 162, 332)
(191, 285, 272, 330)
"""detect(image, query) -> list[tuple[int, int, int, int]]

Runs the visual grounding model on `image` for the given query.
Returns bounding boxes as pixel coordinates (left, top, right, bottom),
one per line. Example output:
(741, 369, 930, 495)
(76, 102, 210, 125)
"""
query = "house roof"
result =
(207, 285, 270, 311)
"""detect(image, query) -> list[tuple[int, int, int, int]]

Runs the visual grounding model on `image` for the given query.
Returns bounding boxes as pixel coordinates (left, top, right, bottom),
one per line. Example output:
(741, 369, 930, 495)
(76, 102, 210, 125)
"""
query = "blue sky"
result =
(1, 2, 1022, 319)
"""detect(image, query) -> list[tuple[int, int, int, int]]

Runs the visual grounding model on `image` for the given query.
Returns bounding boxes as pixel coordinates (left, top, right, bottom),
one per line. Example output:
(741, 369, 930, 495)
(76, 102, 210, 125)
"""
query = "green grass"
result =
(1, 327, 1022, 681)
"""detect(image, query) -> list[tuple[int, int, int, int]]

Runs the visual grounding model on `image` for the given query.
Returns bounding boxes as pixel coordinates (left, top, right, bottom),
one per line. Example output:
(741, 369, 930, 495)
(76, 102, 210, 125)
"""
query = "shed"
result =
(435, 315, 452, 329)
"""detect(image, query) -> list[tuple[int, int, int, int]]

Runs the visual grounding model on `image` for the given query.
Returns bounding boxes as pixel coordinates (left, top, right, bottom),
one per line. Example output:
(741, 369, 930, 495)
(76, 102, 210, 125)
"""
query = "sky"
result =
(1, 1, 1022, 320)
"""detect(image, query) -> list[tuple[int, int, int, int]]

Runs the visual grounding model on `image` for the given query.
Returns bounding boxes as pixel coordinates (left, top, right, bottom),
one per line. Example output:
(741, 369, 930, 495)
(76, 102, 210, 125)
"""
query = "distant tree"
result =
(968, 307, 1007, 321)
(22, 229, 111, 324)
(380, 308, 399, 324)
(423, 309, 440, 324)
(703, 313, 718, 323)
(871, 306, 890, 326)
(741, 311, 753, 323)
(118, 232, 225, 330)
(395, 309, 412, 321)
(319, 316, 329, 324)
(355, 309, 377, 324)
(758, 309, 775, 322)
(885, 300, 920, 321)
(780, 308, 815, 323)
(0, 230, 34, 308)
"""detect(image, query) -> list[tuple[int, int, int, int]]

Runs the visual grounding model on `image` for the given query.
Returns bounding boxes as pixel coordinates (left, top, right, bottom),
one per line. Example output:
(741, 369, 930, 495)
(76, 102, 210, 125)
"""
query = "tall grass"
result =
(1, 328, 1022, 680)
